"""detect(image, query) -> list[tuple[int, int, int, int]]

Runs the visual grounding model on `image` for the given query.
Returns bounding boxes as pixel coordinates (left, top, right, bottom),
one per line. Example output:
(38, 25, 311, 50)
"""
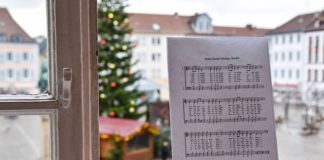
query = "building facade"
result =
(303, 11, 324, 105)
(0, 8, 40, 94)
(267, 10, 324, 104)
(129, 13, 269, 100)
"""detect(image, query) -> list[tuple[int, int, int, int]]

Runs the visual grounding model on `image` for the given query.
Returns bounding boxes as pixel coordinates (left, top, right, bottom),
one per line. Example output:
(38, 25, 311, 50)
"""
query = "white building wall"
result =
(268, 32, 305, 92)
(303, 31, 324, 104)
(0, 43, 40, 94)
(132, 33, 184, 101)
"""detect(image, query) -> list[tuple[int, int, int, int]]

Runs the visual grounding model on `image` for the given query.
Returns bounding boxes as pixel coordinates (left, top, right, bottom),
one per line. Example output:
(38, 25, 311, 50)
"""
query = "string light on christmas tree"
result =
(130, 100, 135, 106)
(99, 86, 104, 91)
(113, 34, 119, 39)
(129, 107, 135, 113)
(120, 77, 128, 83)
(108, 63, 116, 69)
(109, 46, 115, 51)
(113, 20, 119, 26)
(116, 69, 123, 76)
(108, 12, 114, 19)
(121, 45, 128, 51)
(100, 93, 106, 99)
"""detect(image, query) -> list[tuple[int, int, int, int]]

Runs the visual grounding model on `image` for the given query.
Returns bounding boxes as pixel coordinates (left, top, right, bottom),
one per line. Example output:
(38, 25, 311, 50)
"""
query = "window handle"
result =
(61, 68, 72, 109)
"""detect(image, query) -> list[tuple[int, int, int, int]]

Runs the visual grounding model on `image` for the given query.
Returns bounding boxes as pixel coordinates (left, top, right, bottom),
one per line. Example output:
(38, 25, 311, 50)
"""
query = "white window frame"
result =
(0, 0, 98, 159)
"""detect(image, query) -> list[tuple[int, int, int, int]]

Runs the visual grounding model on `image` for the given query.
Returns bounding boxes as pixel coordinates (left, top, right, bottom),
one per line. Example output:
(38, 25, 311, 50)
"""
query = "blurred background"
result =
(1, 0, 324, 159)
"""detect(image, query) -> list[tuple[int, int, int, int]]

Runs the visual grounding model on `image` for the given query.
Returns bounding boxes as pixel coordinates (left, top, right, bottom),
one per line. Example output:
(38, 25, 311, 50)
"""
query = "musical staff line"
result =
(185, 150, 270, 157)
(184, 117, 267, 124)
(185, 130, 268, 136)
(183, 97, 266, 124)
(184, 84, 265, 91)
(183, 64, 263, 71)
(184, 97, 266, 103)
(184, 130, 270, 157)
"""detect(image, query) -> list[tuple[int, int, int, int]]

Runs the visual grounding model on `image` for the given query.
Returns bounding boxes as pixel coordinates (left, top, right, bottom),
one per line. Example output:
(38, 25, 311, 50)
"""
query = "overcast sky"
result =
(1, 0, 324, 37)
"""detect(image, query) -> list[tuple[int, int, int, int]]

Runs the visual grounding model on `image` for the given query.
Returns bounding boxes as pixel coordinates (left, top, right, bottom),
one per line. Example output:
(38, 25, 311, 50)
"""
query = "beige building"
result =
(0, 8, 40, 94)
(129, 13, 269, 100)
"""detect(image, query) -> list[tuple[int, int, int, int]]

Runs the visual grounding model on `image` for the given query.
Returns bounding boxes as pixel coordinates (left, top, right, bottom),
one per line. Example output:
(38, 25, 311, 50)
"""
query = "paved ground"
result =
(274, 103, 324, 160)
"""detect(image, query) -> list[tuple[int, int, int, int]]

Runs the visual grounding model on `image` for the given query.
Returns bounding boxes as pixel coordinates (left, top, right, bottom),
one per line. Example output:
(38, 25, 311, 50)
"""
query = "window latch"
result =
(61, 68, 72, 109)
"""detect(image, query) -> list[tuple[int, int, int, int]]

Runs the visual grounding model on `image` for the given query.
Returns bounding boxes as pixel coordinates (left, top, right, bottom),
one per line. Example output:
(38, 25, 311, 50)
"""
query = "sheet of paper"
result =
(167, 37, 278, 160)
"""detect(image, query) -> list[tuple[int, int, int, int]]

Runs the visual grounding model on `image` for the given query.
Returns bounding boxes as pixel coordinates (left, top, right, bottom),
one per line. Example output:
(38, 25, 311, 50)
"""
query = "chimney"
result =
(246, 24, 254, 30)
(174, 12, 178, 16)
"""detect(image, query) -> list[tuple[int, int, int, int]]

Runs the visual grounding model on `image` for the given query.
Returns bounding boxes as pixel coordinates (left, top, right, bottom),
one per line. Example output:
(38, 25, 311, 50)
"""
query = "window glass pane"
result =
(0, 114, 51, 160)
(0, 0, 48, 95)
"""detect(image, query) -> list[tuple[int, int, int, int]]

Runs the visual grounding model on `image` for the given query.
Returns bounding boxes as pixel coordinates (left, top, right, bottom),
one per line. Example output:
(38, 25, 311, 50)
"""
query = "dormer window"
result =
(190, 13, 213, 34)
(11, 34, 22, 42)
(0, 33, 7, 42)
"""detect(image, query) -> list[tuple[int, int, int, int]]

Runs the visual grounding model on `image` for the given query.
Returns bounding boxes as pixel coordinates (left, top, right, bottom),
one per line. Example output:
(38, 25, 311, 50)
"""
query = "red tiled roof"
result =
(129, 13, 192, 34)
(0, 8, 34, 42)
(267, 12, 317, 34)
(129, 13, 269, 37)
(214, 26, 270, 37)
(99, 117, 145, 137)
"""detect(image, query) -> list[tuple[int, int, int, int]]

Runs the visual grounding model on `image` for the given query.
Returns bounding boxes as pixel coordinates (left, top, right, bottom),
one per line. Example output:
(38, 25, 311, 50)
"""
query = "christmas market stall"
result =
(100, 117, 159, 160)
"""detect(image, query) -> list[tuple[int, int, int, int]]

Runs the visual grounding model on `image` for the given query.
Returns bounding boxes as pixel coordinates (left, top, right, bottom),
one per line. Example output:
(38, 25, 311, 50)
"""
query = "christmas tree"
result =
(98, 0, 147, 119)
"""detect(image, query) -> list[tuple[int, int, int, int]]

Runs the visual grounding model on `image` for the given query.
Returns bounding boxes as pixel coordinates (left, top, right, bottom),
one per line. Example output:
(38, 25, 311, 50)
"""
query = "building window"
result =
(282, 35, 285, 44)
(16, 70, 21, 80)
(323, 36, 324, 63)
(275, 36, 278, 44)
(151, 53, 161, 62)
(309, 36, 312, 63)
(281, 52, 285, 61)
(315, 36, 319, 63)
(137, 37, 146, 46)
(274, 69, 277, 78)
(0, 53, 4, 62)
(7, 52, 13, 61)
(289, 52, 292, 61)
(11, 34, 22, 42)
(275, 53, 278, 61)
(289, 34, 293, 43)
(8, 69, 13, 79)
(308, 69, 311, 81)
(297, 33, 300, 43)
(322, 70, 324, 82)
(288, 69, 292, 79)
(0, 70, 4, 80)
(314, 69, 318, 82)
(152, 37, 160, 46)
(137, 52, 146, 62)
(0, 33, 7, 42)
(296, 51, 300, 61)
(23, 69, 29, 78)
(296, 70, 299, 79)
(23, 52, 28, 61)
(281, 69, 285, 78)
